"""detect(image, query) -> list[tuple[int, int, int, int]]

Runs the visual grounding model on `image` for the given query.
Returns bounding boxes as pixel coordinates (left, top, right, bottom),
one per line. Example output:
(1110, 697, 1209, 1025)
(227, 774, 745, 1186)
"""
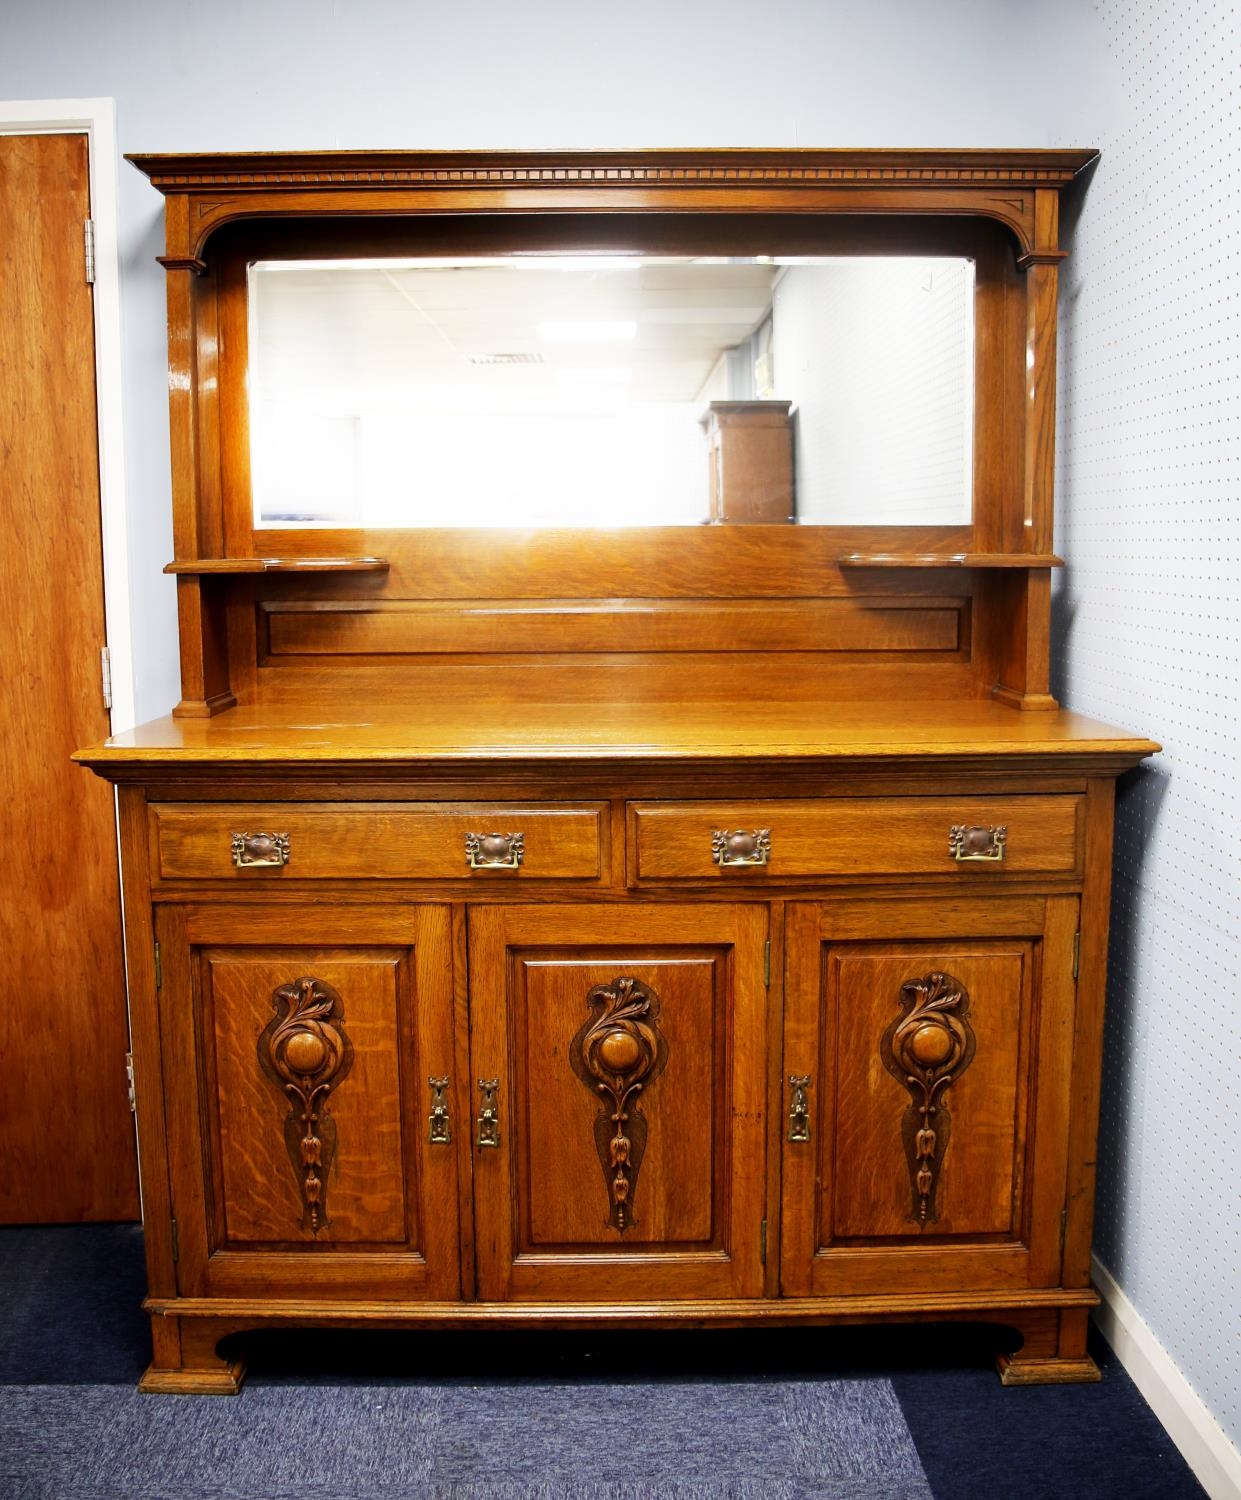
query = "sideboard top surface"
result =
(78, 678, 1158, 775)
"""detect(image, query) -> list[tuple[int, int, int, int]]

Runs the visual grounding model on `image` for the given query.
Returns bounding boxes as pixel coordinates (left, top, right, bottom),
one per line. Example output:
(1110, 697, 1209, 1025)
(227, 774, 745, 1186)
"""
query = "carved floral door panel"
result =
(780, 896, 1078, 1298)
(156, 904, 460, 1300)
(468, 903, 769, 1302)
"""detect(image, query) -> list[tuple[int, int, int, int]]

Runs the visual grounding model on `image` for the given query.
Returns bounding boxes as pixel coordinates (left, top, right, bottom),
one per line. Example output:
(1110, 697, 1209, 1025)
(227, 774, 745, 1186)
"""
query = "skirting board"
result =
(1093, 1255, 1241, 1500)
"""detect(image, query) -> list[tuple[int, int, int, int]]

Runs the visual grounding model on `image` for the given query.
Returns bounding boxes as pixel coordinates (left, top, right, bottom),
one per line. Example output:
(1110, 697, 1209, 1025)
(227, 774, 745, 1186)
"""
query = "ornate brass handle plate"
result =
(712, 828, 771, 867)
(475, 1078, 501, 1147)
(787, 1074, 811, 1142)
(231, 831, 290, 868)
(465, 832, 524, 870)
(948, 824, 1007, 863)
(427, 1076, 451, 1144)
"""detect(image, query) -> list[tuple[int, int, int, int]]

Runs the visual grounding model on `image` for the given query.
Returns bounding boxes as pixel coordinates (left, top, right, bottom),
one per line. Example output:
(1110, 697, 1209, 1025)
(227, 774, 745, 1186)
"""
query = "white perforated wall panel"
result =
(1052, 0, 1240, 1449)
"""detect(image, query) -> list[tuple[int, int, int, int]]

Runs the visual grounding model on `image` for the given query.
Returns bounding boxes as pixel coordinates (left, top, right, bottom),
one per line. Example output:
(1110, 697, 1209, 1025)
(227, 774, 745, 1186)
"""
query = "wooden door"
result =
(0, 133, 136, 1221)
(469, 903, 769, 1302)
(156, 904, 459, 1300)
(780, 895, 1078, 1297)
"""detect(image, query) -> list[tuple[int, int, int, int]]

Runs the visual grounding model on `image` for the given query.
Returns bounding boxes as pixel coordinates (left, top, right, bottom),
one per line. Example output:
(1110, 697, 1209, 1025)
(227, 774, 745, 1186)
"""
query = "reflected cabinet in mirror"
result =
(249, 255, 975, 529)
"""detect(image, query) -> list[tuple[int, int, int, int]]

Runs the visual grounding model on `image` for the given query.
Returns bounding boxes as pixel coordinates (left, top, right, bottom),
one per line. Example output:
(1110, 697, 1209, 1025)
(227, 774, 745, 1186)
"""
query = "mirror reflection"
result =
(249, 254, 974, 529)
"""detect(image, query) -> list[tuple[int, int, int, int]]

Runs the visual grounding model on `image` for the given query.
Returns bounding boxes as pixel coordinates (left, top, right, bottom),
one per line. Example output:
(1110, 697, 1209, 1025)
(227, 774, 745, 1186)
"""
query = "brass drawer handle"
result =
(712, 829, 771, 867)
(231, 831, 289, 868)
(465, 832, 524, 870)
(476, 1078, 501, 1148)
(788, 1075, 811, 1142)
(428, 1077, 451, 1144)
(949, 824, 1007, 863)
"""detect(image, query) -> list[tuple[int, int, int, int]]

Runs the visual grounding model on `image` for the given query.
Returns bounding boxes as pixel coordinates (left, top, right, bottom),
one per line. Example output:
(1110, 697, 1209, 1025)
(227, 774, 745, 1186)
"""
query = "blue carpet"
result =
(1, 1378, 932, 1500)
(0, 1226, 1209, 1500)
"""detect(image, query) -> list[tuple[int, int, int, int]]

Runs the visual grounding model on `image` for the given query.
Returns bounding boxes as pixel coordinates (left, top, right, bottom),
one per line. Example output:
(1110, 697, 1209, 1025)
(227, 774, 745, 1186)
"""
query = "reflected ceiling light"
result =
(511, 257, 642, 272)
(552, 367, 633, 384)
(537, 321, 637, 343)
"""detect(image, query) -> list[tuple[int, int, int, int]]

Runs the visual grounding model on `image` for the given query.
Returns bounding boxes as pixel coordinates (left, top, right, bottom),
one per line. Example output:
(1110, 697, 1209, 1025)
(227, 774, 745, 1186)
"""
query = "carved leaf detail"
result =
(569, 976, 668, 1232)
(257, 977, 353, 1234)
(880, 972, 976, 1228)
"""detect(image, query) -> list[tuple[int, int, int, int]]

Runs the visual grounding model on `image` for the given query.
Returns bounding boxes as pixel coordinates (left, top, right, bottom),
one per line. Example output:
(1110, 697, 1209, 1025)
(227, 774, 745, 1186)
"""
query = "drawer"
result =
(628, 796, 1082, 883)
(151, 803, 607, 882)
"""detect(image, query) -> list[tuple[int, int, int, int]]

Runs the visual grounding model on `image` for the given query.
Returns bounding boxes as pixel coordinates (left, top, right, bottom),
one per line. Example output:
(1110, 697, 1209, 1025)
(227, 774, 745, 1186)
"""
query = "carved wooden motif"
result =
(880, 971, 977, 1227)
(257, 976, 353, 1232)
(569, 976, 669, 1231)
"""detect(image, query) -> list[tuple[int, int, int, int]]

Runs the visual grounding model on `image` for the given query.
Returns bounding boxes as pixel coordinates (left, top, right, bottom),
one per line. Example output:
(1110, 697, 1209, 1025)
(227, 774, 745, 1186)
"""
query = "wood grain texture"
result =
(780, 896, 1074, 1299)
(630, 795, 1082, 882)
(833, 946, 1030, 1237)
(209, 951, 407, 1244)
(260, 597, 963, 660)
(151, 802, 605, 882)
(0, 133, 137, 1222)
(166, 557, 388, 575)
(79, 686, 1158, 771)
(468, 902, 767, 1302)
(1061, 779, 1118, 1287)
(529, 960, 713, 1244)
(157, 904, 459, 1301)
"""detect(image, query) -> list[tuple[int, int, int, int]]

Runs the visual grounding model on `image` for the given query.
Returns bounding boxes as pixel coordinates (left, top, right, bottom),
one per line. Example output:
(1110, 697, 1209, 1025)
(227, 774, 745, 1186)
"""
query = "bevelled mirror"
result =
(247, 253, 975, 530)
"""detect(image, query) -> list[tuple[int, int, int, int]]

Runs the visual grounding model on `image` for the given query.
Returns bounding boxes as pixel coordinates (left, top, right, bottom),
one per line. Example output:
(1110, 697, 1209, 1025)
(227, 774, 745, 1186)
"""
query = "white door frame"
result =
(0, 98, 135, 732)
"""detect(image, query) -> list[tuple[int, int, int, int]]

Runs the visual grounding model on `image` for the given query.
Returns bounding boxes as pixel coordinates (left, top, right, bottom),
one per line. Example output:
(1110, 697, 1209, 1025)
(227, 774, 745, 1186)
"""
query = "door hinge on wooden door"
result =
(83, 218, 96, 284)
(153, 941, 162, 990)
(1059, 1207, 1067, 1257)
(124, 1052, 136, 1113)
(760, 1219, 768, 1266)
(100, 646, 112, 710)
(1072, 931, 1081, 981)
(170, 1218, 179, 1263)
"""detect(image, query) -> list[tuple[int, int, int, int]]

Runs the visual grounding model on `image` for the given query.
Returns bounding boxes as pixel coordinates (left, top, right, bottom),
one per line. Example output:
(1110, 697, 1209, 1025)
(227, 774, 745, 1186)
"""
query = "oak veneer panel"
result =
(152, 802, 605, 881)
(81, 692, 1159, 770)
(158, 904, 460, 1301)
(516, 955, 720, 1248)
(207, 948, 408, 1244)
(0, 133, 138, 1222)
(630, 794, 1082, 882)
(830, 944, 1031, 1239)
(469, 903, 767, 1303)
(780, 896, 1072, 1300)
(261, 597, 963, 659)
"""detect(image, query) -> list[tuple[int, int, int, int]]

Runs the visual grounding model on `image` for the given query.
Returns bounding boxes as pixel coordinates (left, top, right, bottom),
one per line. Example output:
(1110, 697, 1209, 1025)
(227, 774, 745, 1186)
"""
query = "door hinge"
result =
(763, 939, 771, 988)
(100, 646, 112, 710)
(170, 1217, 179, 1263)
(84, 218, 96, 284)
(153, 941, 162, 991)
(760, 1218, 768, 1266)
(1059, 1207, 1068, 1259)
(125, 1051, 136, 1113)
(1072, 930, 1081, 981)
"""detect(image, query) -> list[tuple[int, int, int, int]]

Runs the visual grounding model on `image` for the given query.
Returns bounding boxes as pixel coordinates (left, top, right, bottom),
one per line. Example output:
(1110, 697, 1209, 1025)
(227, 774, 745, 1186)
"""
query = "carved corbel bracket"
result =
(880, 971, 976, 1228)
(258, 976, 354, 1233)
(569, 976, 668, 1232)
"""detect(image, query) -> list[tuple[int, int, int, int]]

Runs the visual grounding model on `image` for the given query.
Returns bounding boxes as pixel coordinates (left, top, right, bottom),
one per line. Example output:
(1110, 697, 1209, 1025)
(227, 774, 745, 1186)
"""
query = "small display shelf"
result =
(838, 552, 1065, 569)
(163, 557, 389, 575)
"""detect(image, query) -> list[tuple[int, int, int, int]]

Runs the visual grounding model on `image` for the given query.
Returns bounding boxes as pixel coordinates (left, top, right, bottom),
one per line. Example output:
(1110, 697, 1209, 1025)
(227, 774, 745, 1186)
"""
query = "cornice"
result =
(127, 148, 1098, 195)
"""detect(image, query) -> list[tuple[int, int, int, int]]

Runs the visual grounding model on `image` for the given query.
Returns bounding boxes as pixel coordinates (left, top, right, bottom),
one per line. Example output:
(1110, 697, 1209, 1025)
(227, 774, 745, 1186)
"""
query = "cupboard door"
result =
(781, 896, 1077, 1297)
(469, 903, 768, 1302)
(158, 904, 459, 1300)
